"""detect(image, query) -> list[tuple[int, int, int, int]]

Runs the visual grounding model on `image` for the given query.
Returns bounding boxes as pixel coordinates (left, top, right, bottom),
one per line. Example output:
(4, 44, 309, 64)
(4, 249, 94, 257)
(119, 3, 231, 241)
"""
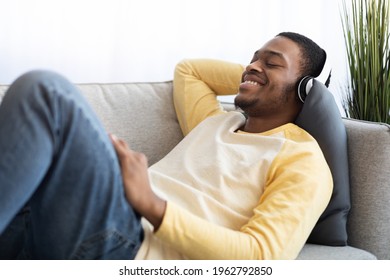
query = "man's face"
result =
(234, 36, 302, 118)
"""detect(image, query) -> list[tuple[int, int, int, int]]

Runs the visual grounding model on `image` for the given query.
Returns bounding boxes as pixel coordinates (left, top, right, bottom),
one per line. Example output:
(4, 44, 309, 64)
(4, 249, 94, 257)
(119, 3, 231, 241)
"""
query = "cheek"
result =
(264, 83, 294, 105)
(282, 80, 298, 100)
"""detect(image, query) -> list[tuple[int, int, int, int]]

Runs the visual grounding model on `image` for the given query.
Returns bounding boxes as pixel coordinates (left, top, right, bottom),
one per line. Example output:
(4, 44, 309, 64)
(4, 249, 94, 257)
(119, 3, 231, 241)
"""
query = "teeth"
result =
(244, 80, 260, 86)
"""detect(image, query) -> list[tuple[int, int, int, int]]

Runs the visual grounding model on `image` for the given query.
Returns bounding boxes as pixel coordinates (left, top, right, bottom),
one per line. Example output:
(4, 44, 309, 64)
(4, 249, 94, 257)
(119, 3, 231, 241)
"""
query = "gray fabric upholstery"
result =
(0, 86, 7, 103)
(297, 244, 376, 260)
(295, 80, 350, 246)
(77, 82, 183, 166)
(343, 118, 390, 260)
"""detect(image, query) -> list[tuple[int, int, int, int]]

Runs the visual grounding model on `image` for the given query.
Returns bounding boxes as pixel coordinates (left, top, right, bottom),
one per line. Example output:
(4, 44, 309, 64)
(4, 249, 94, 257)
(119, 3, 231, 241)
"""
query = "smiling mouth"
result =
(241, 73, 267, 87)
(242, 80, 261, 86)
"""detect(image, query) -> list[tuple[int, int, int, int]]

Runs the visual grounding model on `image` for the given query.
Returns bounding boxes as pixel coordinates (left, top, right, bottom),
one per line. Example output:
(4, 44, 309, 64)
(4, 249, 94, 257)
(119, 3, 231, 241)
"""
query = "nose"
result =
(246, 60, 264, 74)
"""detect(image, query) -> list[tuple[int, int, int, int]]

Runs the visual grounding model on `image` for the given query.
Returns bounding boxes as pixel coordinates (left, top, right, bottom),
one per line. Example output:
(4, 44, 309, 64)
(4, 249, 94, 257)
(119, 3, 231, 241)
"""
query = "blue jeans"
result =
(0, 71, 143, 259)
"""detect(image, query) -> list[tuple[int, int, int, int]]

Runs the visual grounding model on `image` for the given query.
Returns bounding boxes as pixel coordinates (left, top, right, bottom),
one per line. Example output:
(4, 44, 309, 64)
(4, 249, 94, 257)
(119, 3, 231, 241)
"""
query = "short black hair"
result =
(277, 32, 326, 78)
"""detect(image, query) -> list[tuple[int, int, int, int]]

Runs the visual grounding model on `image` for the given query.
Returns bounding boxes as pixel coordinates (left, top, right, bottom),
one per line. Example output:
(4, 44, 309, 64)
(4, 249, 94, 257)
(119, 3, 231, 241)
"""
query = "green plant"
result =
(341, 0, 390, 124)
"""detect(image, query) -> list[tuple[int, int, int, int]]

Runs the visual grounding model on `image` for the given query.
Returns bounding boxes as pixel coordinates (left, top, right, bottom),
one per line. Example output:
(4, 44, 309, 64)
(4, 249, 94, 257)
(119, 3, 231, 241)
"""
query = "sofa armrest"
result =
(344, 118, 390, 259)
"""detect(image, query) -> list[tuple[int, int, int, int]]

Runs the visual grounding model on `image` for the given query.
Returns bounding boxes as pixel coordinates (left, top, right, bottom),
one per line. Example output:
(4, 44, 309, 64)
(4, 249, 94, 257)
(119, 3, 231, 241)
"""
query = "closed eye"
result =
(265, 63, 280, 68)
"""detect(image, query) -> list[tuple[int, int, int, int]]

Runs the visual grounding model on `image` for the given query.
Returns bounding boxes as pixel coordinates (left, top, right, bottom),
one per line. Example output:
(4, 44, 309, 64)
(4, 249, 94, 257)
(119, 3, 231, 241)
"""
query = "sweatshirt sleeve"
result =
(173, 59, 244, 136)
(154, 138, 333, 260)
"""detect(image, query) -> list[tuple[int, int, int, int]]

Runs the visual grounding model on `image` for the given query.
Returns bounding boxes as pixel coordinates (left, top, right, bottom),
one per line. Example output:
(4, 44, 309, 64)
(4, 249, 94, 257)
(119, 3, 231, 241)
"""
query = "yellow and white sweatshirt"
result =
(135, 59, 333, 260)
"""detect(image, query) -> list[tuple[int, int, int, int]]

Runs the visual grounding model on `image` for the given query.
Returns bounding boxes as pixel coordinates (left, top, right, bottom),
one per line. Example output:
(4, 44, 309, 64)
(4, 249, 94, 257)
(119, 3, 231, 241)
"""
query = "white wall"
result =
(0, 0, 348, 105)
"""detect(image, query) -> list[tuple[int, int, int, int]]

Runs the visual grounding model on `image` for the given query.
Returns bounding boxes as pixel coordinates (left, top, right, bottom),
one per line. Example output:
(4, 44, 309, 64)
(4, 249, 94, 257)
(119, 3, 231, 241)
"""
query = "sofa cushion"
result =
(78, 82, 183, 166)
(295, 80, 350, 246)
(297, 244, 376, 260)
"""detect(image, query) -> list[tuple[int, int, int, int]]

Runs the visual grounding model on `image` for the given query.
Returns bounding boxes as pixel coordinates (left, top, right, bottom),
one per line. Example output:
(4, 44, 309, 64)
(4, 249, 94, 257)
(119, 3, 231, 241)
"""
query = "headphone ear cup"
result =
(297, 76, 313, 103)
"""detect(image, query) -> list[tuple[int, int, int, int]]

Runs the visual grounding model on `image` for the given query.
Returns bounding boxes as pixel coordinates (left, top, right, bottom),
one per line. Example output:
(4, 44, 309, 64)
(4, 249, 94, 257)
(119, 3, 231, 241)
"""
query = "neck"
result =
(239, 98, 303, 133)
(241, 116, 290, 133)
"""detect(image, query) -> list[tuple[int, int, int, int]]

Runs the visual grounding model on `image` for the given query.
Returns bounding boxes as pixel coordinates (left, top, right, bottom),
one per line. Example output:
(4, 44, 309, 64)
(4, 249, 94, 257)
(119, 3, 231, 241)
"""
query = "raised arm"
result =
(173, 59, 244, 135)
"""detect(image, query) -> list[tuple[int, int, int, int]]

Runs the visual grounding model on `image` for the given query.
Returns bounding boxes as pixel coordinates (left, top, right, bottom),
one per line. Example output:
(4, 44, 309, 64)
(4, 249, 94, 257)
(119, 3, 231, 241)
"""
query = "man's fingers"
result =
(109, 133, 130, 159)
(110, 133, 127, 149)
(109, 133, 118, 142)
(109, 134, 147, 165)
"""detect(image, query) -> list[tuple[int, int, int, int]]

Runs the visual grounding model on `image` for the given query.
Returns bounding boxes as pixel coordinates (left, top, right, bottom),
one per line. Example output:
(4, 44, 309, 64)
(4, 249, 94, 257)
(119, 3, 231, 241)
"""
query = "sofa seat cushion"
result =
(297, 244, 377, 260)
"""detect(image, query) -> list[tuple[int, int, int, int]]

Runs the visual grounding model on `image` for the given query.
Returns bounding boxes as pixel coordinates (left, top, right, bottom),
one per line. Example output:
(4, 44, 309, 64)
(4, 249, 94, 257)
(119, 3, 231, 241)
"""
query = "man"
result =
(0, 32, 332, 259)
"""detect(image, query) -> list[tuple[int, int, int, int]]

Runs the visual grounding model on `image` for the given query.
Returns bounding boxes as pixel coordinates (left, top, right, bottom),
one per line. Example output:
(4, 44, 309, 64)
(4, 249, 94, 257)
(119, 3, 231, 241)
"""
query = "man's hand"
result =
(110, 134, 166, 230)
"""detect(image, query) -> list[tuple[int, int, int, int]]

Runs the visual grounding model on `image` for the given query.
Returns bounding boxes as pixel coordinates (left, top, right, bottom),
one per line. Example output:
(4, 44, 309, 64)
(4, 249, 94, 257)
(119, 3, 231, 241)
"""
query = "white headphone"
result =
(297, 56, 332, 103)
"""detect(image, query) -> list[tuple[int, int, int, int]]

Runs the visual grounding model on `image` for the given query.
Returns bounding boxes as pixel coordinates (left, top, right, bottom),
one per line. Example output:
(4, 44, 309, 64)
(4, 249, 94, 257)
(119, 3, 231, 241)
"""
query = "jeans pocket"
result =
(71, 229, 142, 260)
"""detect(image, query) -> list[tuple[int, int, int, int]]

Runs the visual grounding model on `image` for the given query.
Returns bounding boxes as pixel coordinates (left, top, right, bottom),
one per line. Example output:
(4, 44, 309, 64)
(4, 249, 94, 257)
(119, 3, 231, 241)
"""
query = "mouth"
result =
(241, 73, 267, 86)
(239, 74, 267, 91)
(241, 80, 261, 86)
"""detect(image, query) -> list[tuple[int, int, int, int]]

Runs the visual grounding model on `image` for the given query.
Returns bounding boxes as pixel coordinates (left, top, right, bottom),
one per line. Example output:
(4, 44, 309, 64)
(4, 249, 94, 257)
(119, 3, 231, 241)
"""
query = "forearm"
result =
(138, 193, 166, 231)
(155, 202, 261, 260)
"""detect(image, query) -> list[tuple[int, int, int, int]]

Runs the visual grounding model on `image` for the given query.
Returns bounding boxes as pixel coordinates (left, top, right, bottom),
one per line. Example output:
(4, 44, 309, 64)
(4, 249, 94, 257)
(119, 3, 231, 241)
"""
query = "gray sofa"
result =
(0, 80, 389, 260)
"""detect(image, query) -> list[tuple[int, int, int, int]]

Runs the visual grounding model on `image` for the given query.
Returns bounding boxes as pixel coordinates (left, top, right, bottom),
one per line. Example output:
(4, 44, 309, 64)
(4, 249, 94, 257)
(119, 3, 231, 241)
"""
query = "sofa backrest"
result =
(77, 82, 184, 166)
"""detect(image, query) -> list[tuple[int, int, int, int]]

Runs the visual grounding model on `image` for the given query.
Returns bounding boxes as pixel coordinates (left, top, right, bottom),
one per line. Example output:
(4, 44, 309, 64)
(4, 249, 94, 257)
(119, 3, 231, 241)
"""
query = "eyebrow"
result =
(254, 50, 286, 61)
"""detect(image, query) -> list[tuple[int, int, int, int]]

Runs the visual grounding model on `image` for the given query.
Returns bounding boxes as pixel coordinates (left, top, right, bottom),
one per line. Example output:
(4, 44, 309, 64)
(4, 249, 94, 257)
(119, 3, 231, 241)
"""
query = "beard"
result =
(234, 82, 296, 116)
(234, 97, 258, 112)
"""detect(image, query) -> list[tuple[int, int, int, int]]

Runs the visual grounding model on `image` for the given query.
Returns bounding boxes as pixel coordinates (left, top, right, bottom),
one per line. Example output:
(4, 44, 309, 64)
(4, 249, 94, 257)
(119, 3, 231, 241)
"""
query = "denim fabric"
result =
(0, 71, 143, 259)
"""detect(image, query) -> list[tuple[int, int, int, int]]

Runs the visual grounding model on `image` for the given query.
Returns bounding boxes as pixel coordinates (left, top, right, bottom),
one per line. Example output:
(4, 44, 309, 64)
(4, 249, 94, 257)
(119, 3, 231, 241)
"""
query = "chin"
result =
(234, 95, 255, 109)
(233, 95, 243, 111)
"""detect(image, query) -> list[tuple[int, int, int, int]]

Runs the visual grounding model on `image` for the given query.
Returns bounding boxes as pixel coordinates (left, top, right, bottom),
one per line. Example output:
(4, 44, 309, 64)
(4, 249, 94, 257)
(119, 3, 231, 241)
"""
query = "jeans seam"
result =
(71, 228, 141, 260)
